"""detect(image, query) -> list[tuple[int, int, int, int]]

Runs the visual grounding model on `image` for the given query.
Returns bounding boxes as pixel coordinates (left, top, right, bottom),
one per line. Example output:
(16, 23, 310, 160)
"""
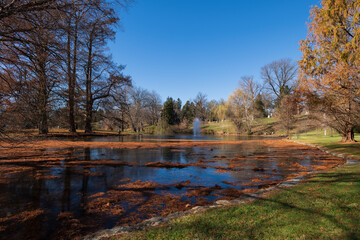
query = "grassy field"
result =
(201, 121, 238, 135)
(200, 115, 319, 136)
(296, 133, 360, 159)
(114, 135, 360, 240)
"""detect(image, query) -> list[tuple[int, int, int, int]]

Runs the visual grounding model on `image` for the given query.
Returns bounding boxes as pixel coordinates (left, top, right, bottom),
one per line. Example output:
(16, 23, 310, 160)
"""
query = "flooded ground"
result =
(0, 136, 345, 239)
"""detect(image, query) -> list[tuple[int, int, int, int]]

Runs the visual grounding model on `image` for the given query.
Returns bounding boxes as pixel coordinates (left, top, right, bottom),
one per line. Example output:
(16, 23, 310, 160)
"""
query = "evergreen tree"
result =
(162, 97, 180, 125)
(181, 101, 195, 123)
(253, 94, 267, 118)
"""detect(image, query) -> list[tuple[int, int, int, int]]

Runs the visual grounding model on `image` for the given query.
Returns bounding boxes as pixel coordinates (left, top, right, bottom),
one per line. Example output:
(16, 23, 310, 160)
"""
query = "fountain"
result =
(193, 118, 201, 136)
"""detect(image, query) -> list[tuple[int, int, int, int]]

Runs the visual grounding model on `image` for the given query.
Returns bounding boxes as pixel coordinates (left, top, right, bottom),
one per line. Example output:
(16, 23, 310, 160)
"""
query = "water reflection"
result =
(0, 138, 338, 240)
(49, 134, 270, 143)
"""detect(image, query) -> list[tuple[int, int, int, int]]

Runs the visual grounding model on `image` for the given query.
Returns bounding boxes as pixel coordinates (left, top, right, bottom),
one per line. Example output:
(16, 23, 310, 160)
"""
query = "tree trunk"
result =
(67, 18, 76, 133)
(38, 52, 48, 135)
(341, 100, 355, 142)
(38, 83, 48, 134)
(68, 88, 76, 132)
(121, 110, 124, 132)
(38, 85, 48, 134)
(341, 124, 354, 142)
(39, 108, 48, 134)
(70, 17, 79, 132)
(84, 35, 93, 133)
(84, 99, 93, 133)
(286, 127, 290, 138)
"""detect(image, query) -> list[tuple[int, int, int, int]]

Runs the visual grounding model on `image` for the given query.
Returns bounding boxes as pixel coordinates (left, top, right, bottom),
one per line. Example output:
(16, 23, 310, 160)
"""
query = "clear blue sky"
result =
(109, 0, 319, 103)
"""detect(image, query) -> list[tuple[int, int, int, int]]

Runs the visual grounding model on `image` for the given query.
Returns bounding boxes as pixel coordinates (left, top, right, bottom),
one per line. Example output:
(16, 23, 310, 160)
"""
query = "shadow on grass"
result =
(321, 143, 360, 156)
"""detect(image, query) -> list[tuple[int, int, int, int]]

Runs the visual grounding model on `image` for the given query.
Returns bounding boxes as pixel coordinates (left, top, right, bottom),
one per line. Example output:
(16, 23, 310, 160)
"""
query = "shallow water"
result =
(0, 136, 341, 239)
(49, 134, 267, 142)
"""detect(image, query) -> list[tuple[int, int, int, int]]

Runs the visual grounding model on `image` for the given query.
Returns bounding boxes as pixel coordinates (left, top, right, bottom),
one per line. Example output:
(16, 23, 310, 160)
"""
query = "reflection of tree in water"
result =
(0, 165, 49, 238)
(159, 147, 184, 163)
(61, 147, 74, 212)
(87, 148, 160, 184)
(80, 148, 90, 215)
(0, 140, 344, 239)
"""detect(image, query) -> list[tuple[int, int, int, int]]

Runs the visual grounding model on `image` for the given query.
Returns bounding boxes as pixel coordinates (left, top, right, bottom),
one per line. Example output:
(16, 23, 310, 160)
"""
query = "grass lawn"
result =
(201, 121, 238, 135)
(114, 135, 360, 240)
(296, 133, 360, 159)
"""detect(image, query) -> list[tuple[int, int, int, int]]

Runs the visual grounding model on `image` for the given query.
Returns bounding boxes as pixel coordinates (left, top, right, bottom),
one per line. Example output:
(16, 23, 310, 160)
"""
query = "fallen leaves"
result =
(0, 138, 347, 239)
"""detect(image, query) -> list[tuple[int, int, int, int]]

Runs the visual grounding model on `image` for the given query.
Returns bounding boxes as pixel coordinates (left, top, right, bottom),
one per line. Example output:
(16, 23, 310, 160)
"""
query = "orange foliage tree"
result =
(298, 0, 360, 142)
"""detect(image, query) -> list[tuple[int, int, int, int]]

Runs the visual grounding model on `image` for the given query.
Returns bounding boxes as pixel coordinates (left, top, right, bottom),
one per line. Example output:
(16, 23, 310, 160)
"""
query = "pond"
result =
(0, 136, 344, 239)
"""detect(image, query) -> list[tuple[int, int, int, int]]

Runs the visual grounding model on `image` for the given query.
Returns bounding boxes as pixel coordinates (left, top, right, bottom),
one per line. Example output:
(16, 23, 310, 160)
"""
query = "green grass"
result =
(296, 133, 360, 158)
(113, 134, 360, 240)
(255, 116, 278, 125)
(201, 121, 238, 135)
(251, 117, 278, 135)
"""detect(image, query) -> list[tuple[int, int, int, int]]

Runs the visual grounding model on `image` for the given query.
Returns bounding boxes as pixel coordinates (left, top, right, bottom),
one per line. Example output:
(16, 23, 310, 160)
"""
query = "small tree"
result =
(227, 88, 252, 132)
(277, 95, 297, 138)
(194, 92, 208, 121)
(214, 101, 228, 122)
(148, 91, 162, 126)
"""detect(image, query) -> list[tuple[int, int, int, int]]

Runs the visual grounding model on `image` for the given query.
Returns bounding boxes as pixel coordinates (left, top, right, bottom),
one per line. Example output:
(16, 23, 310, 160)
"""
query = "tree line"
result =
(0, 0, 131, 135)
(148, 0, 360, 142)
(1, 0, 359, 142)
(154, 57, 298, 136)
(0, 1, 297, 137)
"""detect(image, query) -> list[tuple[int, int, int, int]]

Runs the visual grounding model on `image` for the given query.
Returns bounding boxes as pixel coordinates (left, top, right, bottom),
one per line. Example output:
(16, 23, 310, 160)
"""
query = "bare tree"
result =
(61, 1, 87, 133)
(80, 1, 122, 133)
(104, 87, 162, 133)
(83, 62, 130, 133)
(97, 80, 132, 133)
(0, 1, 68, 135)
(127, 87, 154, 132)
(277, 95, 297, 137)
(229, 76, 263, 132)
(194, 92, 208, 121)
(0, 1, 66, 21)
(60, 0, 132, 133)
(148, 91, 162, 126)
(0, 6, 63, 134)
(0, 1, 70, 54)
(239, 76, 260, 105)
(261, 58, 297, 105)
(228, 88, 253, 132)
(305, 93, 360, 142)
(0, 0, 133, 137)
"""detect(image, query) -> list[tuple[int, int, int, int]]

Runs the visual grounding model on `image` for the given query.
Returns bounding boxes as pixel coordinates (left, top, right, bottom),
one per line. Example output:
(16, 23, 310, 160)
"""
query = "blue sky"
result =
(109, 0, 319, 103)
